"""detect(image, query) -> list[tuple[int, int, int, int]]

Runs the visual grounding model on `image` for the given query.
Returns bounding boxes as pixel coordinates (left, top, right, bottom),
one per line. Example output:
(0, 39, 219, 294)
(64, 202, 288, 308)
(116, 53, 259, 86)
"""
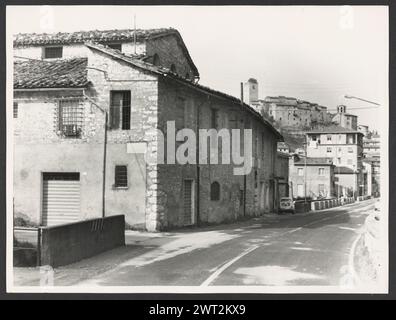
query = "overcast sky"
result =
(8, 5, 388, 130)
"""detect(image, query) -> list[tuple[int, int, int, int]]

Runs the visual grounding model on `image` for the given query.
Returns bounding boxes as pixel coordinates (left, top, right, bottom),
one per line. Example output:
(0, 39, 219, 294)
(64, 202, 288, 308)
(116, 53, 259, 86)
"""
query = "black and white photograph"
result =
(6, 4, 389, 295)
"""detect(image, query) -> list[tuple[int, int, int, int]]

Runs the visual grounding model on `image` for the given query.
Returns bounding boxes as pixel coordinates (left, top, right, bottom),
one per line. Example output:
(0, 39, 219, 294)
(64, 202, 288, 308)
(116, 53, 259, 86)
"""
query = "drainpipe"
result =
(241, 83, 246, 216)
(83, 90, 108, 218)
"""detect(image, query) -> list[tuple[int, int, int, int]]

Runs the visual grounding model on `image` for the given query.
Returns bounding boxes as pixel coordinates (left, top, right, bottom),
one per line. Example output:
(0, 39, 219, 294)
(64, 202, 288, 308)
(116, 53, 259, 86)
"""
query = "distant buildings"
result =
(305, 125, 365, 197)
(363, 132, 381, 196)
(242, 78, 332, 130)
(332, 105, 358, 130)
(289, 156, 335, 199)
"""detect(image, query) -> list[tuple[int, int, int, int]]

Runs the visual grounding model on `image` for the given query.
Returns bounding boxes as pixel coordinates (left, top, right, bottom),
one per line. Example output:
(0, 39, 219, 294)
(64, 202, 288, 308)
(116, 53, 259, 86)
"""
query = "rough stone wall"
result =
(146, 35, 196, 80)
(290, 164, 334, 198)
(13, 48, 161, 230)
(14, 43, 145, 60)
(157, 78, 279, 229)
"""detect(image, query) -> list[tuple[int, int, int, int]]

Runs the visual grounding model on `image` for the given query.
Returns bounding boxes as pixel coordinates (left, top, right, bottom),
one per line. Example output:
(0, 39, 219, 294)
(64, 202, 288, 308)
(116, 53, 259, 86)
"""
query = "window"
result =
(254, 170, 258, 188)
(58, 100, 83, 138)
(107, 43, 122, 51)
(327, 147, 332, 153)
(229, 111, 238, 129)
(185, 73, 190, 80)
(319, 168, 325, 176)
(347, 159, 353, 165)
(319, 184, 325, 194)
(114, 166, 128, 188)
(110, 91, 131, 130)
(327, 134, 332, 142)
(211, 108, 219, 129)
(210, 181, 220, 201)
(298, 168, 304, 176)
(153, 54, 160, 66)
(44, 46, 63, 59)
(170, 64, 177, 73)
(297, 184, 304, 197)
(338, 157, 342, 164)
(13, 102, 18, 118)
(348, 147, 353, 153)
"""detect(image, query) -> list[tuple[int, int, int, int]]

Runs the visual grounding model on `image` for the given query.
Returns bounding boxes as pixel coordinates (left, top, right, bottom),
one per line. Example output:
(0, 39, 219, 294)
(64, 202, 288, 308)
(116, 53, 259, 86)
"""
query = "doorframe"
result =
(183, 179, 195, 225)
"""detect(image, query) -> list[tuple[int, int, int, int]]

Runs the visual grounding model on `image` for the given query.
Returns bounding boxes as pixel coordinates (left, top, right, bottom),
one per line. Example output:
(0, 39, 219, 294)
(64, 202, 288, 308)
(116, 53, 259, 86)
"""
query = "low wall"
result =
(310, 197, 355, 212)
(357, 195, 372, 202)
(294, 201, 311, 213)
(39, 215, 125, 267)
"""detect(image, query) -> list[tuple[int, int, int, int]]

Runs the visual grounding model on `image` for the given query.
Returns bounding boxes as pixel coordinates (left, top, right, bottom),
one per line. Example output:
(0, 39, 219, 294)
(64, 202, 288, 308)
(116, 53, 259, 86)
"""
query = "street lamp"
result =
(344, 95, 380, 106)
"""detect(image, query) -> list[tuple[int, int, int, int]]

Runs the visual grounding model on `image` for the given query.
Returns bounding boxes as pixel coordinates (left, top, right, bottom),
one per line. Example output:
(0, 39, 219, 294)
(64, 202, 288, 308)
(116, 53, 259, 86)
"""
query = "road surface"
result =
(74, 199, 375, 287)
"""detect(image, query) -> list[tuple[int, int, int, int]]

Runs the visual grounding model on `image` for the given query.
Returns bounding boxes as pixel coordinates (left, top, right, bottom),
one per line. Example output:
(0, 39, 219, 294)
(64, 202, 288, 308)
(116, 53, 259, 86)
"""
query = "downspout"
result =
(241, 82, 246, 216)
(83, 89, 108, 218)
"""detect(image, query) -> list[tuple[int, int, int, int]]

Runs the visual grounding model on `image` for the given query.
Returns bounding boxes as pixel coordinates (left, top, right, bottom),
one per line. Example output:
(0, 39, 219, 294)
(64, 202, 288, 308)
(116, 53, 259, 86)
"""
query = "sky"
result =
(7, 5, 388, 131)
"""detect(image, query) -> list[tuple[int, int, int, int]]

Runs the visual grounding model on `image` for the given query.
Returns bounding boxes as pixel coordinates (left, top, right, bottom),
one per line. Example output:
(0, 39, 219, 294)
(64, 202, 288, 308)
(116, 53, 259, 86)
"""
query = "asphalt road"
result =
(78, 199, 375, 288)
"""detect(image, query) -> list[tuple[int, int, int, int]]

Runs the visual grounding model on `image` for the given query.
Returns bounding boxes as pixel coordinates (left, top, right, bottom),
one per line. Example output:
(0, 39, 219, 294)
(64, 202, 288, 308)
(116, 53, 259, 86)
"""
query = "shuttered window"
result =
(110, 91, 131, 130)
(183, 180, 193, 225)
(211, 108, 219, 129)
(210, 181, 220, 201)
(114, 165, 128, 188)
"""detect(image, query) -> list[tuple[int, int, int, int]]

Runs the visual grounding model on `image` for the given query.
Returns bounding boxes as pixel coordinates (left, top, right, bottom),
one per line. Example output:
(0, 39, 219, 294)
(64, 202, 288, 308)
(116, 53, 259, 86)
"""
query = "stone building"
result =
(13, 29, 282, 231)
(305, 125, 364, 197)
(332, 105, 358, 130)
(289, 156, 335, 199)
(274, 152, 290, 209)
(363, 132, 380, 196)
(13, 28, 199, 82)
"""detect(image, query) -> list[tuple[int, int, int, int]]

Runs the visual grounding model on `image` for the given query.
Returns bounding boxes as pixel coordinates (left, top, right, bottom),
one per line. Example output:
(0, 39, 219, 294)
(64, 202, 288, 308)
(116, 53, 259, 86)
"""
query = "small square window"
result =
(298, 168, 304, 176)
(115, 165, 128, 188)
(319, 168, 325, 176)
(327, 147, 332, 153)
(44, 46, 63, 59)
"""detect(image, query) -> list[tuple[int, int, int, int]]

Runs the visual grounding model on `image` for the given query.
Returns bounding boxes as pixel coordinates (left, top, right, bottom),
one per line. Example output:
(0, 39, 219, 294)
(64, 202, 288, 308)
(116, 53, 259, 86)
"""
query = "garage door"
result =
(42, 172, 80, 226)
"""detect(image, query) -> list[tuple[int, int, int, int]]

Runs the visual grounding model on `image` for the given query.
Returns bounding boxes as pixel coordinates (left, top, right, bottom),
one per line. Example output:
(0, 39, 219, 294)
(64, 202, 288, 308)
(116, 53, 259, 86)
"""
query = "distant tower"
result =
(337, 105, 347, 114)
(243, 78, 259, 105)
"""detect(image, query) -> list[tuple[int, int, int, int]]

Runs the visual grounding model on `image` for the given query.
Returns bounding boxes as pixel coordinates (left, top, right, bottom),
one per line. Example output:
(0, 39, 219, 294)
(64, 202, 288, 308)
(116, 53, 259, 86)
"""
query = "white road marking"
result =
(200, 245, 259, 287)
(200, 203, 373, 287)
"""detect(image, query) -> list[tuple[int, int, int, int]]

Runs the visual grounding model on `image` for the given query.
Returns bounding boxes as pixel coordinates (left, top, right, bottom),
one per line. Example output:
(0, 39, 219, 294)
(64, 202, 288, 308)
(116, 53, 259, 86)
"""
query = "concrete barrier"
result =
(39, 215, 125, 267)
(310, 196, 357, 212)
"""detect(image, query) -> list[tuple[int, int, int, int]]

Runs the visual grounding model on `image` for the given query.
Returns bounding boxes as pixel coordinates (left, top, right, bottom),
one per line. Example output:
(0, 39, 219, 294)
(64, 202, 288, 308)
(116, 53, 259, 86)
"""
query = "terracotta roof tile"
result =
(14, 58, 89, 89)
(13, 28, 174, 46)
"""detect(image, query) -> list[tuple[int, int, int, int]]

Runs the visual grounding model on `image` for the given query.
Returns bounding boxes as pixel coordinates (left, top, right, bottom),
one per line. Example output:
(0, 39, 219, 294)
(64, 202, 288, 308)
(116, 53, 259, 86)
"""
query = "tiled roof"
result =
(335, 166, 355, 174)
(306, 125, 362, 134)
(14, 58, 89, 89)
(85, 42, 282, 140)
(14, 28, 200, 78)
(294, 157, 334, 166)
(13, 28, 174, 46)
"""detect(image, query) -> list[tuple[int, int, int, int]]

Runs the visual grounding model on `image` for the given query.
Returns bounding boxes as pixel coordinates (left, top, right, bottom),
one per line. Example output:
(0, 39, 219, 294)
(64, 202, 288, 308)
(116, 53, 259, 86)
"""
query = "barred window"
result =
(58, 100, 83, 138)
(115, 165, 128, 188)
(110, 91, 131, 130)
(44, 46, 63, 59)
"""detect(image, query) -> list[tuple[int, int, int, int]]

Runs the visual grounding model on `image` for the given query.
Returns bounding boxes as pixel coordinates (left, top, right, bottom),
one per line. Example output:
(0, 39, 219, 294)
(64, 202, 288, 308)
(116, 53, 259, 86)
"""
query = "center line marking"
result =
(200, 245, 259, 287)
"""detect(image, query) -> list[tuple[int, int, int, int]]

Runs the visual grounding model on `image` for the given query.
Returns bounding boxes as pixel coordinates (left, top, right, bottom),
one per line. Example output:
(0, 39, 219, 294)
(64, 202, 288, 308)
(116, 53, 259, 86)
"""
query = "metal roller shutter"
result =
(42, 172, 80, 226)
